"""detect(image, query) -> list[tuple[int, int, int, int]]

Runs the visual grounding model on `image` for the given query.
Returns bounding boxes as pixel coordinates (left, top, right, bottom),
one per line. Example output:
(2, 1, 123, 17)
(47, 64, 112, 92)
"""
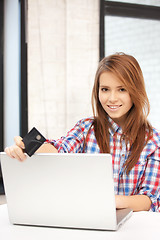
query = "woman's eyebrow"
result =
(99, 85, 124, 88)
(117, 85, 125, 88)
(99, 85, 109, 87)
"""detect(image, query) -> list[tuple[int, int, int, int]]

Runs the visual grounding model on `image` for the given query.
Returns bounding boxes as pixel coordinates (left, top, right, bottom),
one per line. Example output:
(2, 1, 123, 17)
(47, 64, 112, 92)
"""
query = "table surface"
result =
(0, 204, 160, 240)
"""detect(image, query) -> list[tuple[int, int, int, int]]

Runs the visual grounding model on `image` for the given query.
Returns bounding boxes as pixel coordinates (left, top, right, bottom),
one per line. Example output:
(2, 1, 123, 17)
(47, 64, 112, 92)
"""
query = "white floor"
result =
(0, 195, 6, 205)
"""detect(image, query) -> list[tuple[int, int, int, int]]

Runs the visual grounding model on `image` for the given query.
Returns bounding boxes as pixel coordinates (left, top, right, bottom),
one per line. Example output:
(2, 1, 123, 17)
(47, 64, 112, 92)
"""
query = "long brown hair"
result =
(92, 53, 153, 174)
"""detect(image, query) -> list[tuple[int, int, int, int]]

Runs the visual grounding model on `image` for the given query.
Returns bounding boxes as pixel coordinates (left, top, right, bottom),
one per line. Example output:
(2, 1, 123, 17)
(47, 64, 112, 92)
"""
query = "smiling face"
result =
(99, 71, 133, 127)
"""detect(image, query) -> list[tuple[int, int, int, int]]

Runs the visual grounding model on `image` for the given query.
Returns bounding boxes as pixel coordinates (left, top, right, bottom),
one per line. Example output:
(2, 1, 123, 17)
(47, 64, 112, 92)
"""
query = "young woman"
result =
(5, 53, 160, 212)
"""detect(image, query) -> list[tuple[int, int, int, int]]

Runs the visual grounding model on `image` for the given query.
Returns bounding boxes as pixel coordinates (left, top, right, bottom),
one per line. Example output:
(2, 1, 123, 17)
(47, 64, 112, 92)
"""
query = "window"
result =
(0, 0, 4, 194)
(100, 0, 160, 129)
(0, 0, 28, 194)
(0, 0, 3, 152)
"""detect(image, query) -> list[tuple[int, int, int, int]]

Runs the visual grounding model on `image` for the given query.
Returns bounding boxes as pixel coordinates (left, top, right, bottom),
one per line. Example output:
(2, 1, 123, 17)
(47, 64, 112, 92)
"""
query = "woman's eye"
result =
(120, 88, 126, 92)
(101, 88, 108, 92)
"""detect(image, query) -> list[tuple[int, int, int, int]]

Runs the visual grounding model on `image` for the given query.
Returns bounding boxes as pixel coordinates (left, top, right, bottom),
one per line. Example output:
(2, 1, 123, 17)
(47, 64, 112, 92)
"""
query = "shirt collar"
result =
(107, 116, 123, 136)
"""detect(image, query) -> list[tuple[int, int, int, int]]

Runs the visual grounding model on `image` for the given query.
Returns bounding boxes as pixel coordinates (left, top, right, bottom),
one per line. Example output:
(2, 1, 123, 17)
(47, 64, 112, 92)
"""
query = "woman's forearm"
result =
(115, 194, 152, 212)
(36, 143, 58, 153)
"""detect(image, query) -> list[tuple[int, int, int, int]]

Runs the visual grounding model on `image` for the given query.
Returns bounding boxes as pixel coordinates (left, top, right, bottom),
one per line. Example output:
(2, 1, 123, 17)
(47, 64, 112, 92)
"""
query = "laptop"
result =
(0, 152, 132, 231)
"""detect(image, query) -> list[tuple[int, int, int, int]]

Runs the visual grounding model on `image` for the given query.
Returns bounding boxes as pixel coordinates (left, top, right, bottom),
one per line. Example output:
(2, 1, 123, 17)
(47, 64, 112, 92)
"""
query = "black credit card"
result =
(23, 127, 46, 157)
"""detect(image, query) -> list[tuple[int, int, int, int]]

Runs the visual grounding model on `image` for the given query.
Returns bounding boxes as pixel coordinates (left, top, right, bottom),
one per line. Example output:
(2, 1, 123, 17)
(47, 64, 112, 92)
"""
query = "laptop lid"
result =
(0, 152, 132, 230)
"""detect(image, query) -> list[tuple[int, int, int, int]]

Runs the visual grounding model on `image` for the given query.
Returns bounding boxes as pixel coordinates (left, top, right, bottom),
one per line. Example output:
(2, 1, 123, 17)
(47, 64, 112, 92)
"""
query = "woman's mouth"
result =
(107, 105, 122, 110)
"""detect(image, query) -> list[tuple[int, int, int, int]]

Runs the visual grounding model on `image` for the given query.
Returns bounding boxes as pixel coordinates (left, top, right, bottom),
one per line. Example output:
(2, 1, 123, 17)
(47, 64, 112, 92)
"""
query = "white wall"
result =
(28, 0, 99, 139)
(4, 0, 20, 147)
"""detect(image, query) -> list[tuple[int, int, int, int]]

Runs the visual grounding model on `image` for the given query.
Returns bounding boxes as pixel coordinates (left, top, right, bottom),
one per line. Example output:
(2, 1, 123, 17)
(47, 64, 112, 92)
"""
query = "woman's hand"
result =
(115, 194, 151, 212)
(4, 136, 26, 162)
(4, 136, 58, 161)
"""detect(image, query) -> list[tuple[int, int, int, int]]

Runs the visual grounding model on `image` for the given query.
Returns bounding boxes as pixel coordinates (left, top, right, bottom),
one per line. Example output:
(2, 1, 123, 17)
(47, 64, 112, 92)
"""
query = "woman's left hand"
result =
(115, 194, 151, 211)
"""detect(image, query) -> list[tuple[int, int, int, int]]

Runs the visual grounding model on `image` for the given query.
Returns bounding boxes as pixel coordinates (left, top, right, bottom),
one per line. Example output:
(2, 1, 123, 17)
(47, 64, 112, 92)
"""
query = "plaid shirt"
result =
(47, 117, 160, 212)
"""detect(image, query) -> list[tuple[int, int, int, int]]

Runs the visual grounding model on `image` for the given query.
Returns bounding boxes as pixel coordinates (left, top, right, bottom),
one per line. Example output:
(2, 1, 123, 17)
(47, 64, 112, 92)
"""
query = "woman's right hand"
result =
(4, 136, 27, 162)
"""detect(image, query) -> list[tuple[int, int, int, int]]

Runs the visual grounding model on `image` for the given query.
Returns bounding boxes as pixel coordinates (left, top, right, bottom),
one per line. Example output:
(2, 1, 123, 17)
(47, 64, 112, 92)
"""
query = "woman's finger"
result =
(5, 145, 26, 162)
(14, 136, 25, 149)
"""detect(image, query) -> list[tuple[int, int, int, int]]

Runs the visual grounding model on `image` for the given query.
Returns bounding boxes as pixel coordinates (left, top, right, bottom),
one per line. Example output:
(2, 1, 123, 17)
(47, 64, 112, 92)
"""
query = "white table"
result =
(0, 204, 160, 240)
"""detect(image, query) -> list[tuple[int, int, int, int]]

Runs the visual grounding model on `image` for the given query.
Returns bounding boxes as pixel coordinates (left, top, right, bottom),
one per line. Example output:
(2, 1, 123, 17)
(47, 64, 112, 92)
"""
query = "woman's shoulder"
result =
(76, 117, 94, 125)
(68, 117, 95, 138)
(151, 127, 160, 146)
(144, 127, 160, 158)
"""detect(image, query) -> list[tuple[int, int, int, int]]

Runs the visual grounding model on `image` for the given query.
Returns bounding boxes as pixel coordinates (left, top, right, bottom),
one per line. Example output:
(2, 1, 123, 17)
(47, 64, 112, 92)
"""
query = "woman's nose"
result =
(108, 91, 118, 102)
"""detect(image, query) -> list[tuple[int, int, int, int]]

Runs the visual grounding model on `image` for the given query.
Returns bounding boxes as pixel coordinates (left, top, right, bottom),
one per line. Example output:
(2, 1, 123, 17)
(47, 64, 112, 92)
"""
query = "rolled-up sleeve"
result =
(138, 148, 160, 212)
(46, 118, 93, 153)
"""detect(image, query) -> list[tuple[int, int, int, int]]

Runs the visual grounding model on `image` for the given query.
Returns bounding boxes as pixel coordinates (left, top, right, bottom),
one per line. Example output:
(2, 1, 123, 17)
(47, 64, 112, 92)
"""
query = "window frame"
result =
(0, 0, 4, 194)
(20, 0, 28, 137)
(100, 0, 160, 59)
(0, 0, 28, 194)
(0, 0, 4, 152)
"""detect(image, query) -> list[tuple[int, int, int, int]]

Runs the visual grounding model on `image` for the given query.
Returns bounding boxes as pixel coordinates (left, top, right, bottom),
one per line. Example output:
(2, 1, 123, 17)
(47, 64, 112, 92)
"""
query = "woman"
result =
(5, 53, 160, 212)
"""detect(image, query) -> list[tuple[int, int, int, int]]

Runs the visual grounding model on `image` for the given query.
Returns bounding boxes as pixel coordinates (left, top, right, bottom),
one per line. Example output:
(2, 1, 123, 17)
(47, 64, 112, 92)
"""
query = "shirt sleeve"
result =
(138, 147, 160, 212)
(46, 119, 91, 153)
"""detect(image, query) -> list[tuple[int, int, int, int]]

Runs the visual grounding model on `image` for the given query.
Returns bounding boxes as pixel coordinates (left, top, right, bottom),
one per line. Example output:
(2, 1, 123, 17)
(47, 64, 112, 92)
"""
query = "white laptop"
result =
(0, 152, 132, 231)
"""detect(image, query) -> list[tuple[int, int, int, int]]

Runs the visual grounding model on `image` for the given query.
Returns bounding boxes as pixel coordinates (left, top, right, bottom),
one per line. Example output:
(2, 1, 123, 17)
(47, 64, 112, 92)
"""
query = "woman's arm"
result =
(115, 194, 152, 212)
(5, 136, 57, 161)
(4, 118, 91, 160)
(36, 143, 58, 153)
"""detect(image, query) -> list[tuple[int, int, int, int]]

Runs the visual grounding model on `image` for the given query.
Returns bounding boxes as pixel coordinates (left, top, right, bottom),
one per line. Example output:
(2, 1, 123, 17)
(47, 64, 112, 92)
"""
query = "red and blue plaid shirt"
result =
(47, 117, 160, 212)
